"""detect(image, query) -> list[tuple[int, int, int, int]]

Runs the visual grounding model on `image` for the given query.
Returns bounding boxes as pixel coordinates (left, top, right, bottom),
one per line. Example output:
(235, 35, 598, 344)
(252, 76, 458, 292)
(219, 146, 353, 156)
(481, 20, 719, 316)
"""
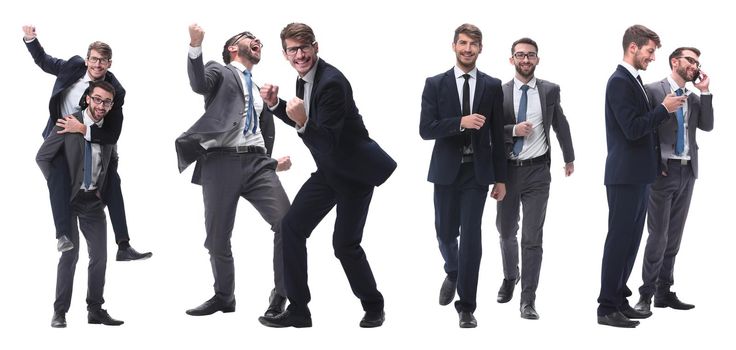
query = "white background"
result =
(1, 0, 732, 349)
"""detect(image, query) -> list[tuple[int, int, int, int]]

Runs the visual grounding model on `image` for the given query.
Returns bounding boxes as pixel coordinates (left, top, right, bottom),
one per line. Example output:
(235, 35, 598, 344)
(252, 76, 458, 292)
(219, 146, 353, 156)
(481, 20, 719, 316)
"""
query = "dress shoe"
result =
(116, 246, 153, 261)
(458, 311, 477, 328)
(186, 295, 235, 316)
(57, 235, 73, 253)
(520, 302, 539, 320)
(88, 309, 124, 326)
(258, 310, 312, 328)
(634, 295, 652, 313)
(51, 312, 66, 328)
(620, 303, 652, 319)
(359, 310, 385, 328)
(264, 289, 287, 317)
(597, 311, 639, 328)
(496, 276, 519, 303)
(439, 276, 457, 306)
(654, 292, 694, 310)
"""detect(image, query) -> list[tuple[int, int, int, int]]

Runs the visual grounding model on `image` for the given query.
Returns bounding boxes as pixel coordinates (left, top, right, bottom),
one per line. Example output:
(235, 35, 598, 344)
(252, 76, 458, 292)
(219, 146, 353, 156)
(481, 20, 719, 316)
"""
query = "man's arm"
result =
(22, 26, 66, 76)
(608, 77, 669, 141)
(549, 84, 575, 164)
(419, 77, 464, 140)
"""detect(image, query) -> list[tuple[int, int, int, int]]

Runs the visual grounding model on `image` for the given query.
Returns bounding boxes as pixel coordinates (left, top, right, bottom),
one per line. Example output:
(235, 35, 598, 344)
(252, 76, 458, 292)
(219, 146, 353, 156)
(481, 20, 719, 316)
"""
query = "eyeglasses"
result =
(285, 42, 316, 57)
(89, 95, 113, 108)
(513, 52, 538, 60)
(677, 56, 701, 68)
(87, 56, 110, 65)
(230, 31, 262, 48)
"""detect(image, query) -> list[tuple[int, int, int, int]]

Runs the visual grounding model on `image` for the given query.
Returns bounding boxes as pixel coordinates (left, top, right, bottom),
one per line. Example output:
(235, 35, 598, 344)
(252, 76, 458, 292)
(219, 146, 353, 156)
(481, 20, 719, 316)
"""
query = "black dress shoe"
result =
(458, 311, 477, 328)
(520, 302, 539, 320)
(51, 312, 66, 328)
(439, 276, 457, 306)
(654, 292, 694, 310)
(57, 235, 73, 253)
(264, 289, 287, 317)
(359, 310, 385, 328)
(88, 309, 124, 326)
(597, 311, 639, 328)
(186, 295, 235, 316)
(258, 310, 312, 328)
(634, 295, 652, 313)
(620, 303, 652, 319)
(496, 276, 519, 303)
(116, 246, 153, 261)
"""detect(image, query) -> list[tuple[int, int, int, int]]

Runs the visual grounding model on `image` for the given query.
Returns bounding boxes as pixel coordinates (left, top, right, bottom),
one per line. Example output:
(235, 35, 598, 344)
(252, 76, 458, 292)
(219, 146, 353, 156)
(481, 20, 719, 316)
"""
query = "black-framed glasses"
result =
(513, 52, 538, 60)
(87, 56, 110, 65)
(285, 42, 316, 57)
(677, 56, 701, 68)
(230, 31, 262, 48)
(89, 95, 113, 108)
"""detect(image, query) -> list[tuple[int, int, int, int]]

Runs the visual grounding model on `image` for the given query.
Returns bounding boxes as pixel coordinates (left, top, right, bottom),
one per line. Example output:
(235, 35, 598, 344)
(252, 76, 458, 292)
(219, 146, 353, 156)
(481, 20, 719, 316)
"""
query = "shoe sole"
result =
(258, 317, 312, 328)
(186, 307, 235, 316)
(597, 320, 639, 328)
(653, 303, 694, 310)
(88, 321, 124, 326)
(58, 245, 73, 253)
(116, 253, 153, 261)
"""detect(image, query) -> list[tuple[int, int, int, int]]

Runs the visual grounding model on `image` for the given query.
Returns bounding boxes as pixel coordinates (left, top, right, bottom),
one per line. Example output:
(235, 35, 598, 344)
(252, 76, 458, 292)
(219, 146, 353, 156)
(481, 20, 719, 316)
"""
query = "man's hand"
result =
(285, 98, 307, 127)
(460, 113, 486, 130)
(514, 121, 533, 136)
(189, 23, 204, 47)
(22, 25, 36, 41)
(260, 84, 280, 108)
(491, 183, 506, 201)
(694, 70, 710, 93)
(56, 115, 86, 135)
(662, 93, 686, 113)
(276, 156, 292, 172)
(564, 162, 574, 177)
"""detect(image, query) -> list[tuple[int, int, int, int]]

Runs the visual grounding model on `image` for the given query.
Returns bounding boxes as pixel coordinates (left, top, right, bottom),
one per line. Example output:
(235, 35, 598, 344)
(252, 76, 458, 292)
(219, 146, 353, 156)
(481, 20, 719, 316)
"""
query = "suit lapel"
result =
(472, 71, 485, 114)
(226, 64, 245, 95)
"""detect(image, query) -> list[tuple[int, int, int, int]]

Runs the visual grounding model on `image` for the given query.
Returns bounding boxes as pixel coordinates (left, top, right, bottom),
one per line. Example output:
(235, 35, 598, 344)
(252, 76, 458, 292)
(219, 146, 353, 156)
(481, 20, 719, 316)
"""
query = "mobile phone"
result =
(691, 68, 701, 83)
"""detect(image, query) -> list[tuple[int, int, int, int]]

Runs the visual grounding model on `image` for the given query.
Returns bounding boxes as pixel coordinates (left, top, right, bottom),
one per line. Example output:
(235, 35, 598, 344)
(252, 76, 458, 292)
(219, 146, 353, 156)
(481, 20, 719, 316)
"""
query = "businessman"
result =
(634, 47, 713, 313)
(23, 25, 151, 261)
(419, 23, 507, 328)
(496, 37, 575, 320)
(598, 24, 685, 328)
(177, 24, 292, 319)
(38, 81, 125, 328)
(258, 22, 397, 328)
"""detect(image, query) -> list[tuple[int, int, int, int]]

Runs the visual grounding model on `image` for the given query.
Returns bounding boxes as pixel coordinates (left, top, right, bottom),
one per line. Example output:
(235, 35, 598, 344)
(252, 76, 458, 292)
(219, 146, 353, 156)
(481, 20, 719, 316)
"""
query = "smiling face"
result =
(85, 86, 114, 122)
(672, 49, 700, 82)
(630, 40, 657, 71)
(510, 43, 539, 80)
(234, 36, 263, 65)
(453, 33, 482, 71)
(86, 49, 111, 81)
(283, 38, 318, 77)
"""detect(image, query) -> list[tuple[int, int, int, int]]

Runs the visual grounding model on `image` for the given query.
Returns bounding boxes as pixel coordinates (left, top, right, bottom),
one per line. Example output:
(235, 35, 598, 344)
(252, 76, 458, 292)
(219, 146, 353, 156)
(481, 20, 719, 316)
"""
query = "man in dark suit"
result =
(419, 23, 507, 328)
(178, 24, 293, 319)
(496, 37, 575, 320)
(634, 47, 713, 313)
(598, 24, 685, 328)
(37, 81, 125, 328)
(258, 22, 396, 328)
(23, 25, 151, 261)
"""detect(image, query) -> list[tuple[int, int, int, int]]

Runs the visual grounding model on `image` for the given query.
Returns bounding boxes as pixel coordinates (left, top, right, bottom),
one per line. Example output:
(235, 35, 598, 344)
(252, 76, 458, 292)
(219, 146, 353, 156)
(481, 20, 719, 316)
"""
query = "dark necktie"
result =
(243, 70, 257, 134)
(675, 88, 685, 155)
(636, 75, 644, 87)
(296, 78, 306, 99)
(462, 74, 471, 147)
(83, 140, 92, 189)
(512, 84, 530, 156)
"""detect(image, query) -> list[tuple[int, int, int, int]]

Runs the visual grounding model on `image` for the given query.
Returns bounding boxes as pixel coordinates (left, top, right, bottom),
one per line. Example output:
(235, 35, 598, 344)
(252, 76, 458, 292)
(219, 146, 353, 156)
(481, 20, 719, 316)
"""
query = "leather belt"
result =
(461, 154, 474, 163)
(509, 154, 549, 167)
(208, 145, 266, 154)
(668, 158, 689, 165)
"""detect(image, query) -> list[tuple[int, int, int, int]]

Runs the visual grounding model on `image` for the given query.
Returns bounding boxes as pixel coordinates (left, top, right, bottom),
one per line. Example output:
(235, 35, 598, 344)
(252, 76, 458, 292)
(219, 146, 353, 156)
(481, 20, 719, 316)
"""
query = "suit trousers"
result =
(435, 163, 488, 313)
(639, 162, 695, 297)
(54, 192, 107, 313)
(200, 151, 290, 302)
(598, 184, 649, 316)
(282, 170, 383, 317)
(496, 162, 551, 304)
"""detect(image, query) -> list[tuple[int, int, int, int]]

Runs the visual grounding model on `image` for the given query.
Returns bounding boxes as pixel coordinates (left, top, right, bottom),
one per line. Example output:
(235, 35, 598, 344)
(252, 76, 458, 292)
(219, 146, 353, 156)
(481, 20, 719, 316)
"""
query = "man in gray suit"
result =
(37, 81, 124, 328)
(177, 24, 292, 319)
(634, 47, 713, 313)
(496, 38, 575, 320)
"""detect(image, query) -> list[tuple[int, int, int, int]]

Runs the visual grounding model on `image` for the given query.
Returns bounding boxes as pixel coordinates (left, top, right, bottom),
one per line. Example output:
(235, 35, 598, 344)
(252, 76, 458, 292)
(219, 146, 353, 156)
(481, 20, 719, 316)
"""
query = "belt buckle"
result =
(235, 145, 248, 153)
(680, 159, 688, 165)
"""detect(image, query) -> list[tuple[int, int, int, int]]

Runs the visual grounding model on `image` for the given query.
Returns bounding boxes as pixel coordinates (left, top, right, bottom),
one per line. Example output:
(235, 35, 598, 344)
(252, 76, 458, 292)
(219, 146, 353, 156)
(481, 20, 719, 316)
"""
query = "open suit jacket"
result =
(25, 38, 125, 144)
(175, 55, 276, 184)
(37, 111, 114, 200)
(271, 59, 396, 188)
(502, 79, 575, 163)
(420, 67, 507, 185)
(604, 65, 670, 185)
(645, 78, 714, 178)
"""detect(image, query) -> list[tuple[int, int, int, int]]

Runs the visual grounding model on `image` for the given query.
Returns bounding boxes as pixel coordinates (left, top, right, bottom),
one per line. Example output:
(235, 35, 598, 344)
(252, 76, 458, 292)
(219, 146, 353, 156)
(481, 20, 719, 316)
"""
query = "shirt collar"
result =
(667, 75, 690, 95)
(620, 61, 640, 80)
(84, 108, 104, 127)
(513, 76, 537, 90)
(454, 66, 477, 80)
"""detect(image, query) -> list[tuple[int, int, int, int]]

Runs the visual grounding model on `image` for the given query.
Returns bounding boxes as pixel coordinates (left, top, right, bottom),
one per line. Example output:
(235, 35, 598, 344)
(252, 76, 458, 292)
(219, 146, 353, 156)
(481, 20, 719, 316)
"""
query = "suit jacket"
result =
(25, 38, 125, 144)
(175, 55, 276, 183)
(272, 59, 396, 188)
(419, 67, 507, 186)
(37, 111, 114, 201)
(645, 78, 714, 178)
(604, 65, 670, 185)
(502, 78, 575, 163)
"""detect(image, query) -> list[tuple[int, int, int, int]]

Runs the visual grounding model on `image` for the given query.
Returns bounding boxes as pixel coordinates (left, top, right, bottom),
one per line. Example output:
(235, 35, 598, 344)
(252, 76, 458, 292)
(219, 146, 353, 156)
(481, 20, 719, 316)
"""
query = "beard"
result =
(239, 45, 261, 64)
(676, 65, 696, 82)
(515, 64, 536, 79)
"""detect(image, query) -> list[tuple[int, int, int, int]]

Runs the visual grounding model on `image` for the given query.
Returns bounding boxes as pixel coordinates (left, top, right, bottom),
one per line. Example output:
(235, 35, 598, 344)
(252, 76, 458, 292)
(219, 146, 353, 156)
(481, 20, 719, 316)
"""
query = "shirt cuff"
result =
(188, 46, 202, 59)
(296, 117, 309, 133)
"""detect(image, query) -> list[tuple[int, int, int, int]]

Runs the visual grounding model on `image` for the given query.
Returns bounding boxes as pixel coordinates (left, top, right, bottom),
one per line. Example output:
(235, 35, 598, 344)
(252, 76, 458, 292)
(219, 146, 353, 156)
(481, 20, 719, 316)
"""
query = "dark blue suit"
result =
(599, 65, 670, 315)
(272, 59, 396, 316)
(25, 38, 130, 243)
(420, 68, 507, 312)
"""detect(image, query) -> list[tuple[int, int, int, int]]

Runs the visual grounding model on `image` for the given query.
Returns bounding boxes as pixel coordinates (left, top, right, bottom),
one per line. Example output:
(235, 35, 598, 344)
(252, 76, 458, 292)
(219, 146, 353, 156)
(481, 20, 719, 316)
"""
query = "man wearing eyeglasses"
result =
(258, 22, 396, 328)
(495, 38, 575, 321)
(177, 24, 292, 319)
(417, 23, 507, 328)
(22, 25, 151, 262)
(633, 47, 713, 314)
(37, 81, 125, 328)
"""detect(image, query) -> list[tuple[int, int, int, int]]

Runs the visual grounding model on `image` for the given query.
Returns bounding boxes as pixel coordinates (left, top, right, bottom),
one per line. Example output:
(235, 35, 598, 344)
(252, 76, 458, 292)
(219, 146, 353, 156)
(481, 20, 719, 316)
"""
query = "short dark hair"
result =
(79, 80, 115, 109)
(511, 37, 538, 54)
(280, 23, 316, 51)
(622, 24, 661, 52)
(87, 41, 112, 60)
(668, 47, 701, 69)
(222, 31, 256, 64)
(453, 23, 482, 45)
